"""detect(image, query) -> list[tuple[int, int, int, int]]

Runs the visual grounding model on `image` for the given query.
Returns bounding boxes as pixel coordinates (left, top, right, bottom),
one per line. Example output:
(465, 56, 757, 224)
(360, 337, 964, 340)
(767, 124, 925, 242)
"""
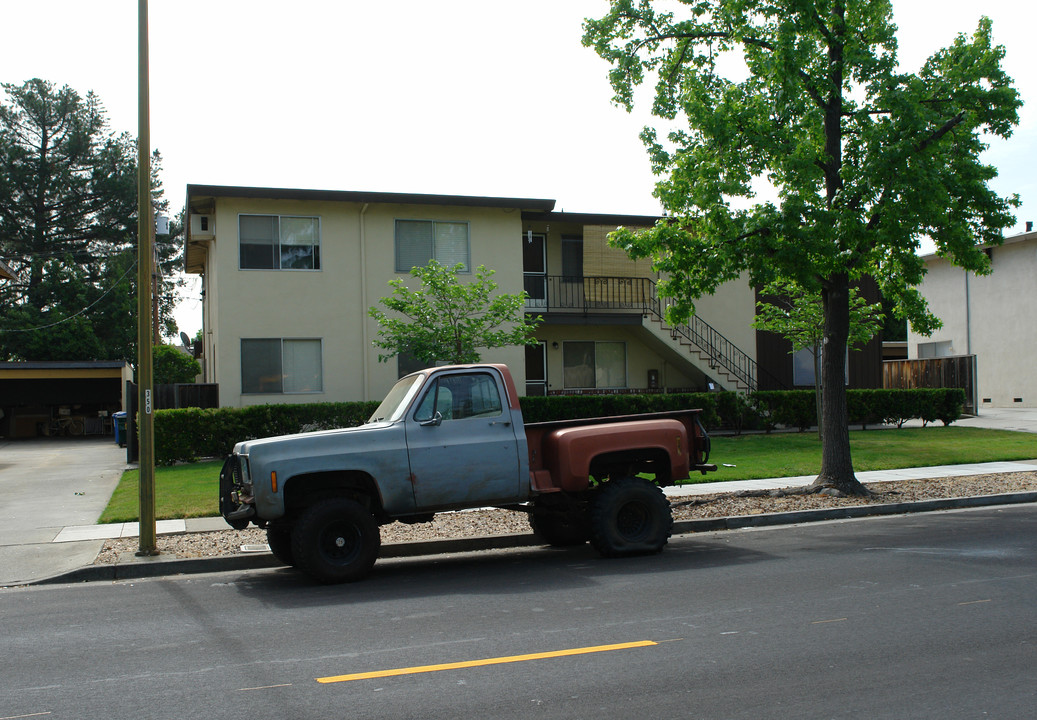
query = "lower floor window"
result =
(563, 341, 626, 388)
(241, 338, 323, 393)
(792, 346, 848, 387)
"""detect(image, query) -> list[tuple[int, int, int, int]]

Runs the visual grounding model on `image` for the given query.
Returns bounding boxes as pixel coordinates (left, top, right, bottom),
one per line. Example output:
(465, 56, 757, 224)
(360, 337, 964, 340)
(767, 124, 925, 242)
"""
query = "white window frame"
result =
(239, 214, 322, 271)
(240, 337, 324, 394)
(394, 219, 471, 273)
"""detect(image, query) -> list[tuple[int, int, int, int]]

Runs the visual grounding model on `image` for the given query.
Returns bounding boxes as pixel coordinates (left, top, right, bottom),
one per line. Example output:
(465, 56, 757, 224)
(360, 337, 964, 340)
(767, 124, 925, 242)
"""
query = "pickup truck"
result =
(220, 364, 716, 583)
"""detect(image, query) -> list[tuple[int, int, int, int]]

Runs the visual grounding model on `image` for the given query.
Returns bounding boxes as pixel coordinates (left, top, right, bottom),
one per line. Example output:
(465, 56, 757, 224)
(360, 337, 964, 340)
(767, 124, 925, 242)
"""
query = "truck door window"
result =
(414, 373, 502, 423)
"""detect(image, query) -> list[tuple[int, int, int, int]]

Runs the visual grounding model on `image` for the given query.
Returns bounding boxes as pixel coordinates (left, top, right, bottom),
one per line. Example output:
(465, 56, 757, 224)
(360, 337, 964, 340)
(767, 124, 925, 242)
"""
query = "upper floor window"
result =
(395, 219, 469, 273)
(240, 214, 321, 270)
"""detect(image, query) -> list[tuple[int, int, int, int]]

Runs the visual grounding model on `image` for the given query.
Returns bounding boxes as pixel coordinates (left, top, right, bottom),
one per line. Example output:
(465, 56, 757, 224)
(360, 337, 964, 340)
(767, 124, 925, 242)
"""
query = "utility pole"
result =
(136, 0, 157, 556)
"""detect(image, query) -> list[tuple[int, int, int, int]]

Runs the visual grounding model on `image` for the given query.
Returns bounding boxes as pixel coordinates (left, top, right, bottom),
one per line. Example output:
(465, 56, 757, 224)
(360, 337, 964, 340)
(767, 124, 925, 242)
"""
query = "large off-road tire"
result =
(291, 498, 380, 584)
(529, 501, 589, 547)
(589, 477, 672, 557)
(266, 522, 295, 567)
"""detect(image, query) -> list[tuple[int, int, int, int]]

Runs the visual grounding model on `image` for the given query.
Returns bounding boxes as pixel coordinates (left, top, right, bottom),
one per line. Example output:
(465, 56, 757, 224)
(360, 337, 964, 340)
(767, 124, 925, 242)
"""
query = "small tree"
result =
(153, 344, 201, 385)
(369, 260, 542, 366)
(753, 280, 882, 438)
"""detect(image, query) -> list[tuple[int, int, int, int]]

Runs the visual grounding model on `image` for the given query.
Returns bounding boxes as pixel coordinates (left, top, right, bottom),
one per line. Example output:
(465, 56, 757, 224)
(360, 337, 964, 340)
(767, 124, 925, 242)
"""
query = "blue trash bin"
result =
(113, 411, 127, 447)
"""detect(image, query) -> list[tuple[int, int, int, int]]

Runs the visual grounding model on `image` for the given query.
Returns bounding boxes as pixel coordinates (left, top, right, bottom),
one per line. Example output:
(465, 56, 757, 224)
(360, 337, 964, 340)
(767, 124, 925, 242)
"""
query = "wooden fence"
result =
(883, 355, 977, 415)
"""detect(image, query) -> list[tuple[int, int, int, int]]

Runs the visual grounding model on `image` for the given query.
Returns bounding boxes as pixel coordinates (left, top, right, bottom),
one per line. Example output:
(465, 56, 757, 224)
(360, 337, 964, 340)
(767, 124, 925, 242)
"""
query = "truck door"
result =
(405, 370, 522, 509)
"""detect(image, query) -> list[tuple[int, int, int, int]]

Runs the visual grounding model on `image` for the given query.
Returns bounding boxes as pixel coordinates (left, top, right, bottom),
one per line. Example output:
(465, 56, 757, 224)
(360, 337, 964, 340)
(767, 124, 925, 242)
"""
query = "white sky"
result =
(3, 1, 1035, 337)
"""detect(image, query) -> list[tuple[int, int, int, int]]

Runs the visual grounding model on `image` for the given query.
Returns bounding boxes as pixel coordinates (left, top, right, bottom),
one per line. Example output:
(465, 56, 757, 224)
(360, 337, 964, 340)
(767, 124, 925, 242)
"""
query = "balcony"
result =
(523, 275, 650, 314)
(524, 275, 759, 393)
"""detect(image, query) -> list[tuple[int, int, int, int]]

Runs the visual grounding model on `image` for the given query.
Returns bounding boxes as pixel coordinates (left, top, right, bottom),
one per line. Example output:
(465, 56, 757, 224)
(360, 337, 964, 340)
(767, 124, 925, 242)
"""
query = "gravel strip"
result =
(93, 471, 1037, 565)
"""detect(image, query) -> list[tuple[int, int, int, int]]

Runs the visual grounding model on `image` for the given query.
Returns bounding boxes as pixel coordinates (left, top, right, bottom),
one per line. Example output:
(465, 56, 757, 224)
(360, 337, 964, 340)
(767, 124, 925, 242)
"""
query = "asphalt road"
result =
(2, 506, 1034, 720)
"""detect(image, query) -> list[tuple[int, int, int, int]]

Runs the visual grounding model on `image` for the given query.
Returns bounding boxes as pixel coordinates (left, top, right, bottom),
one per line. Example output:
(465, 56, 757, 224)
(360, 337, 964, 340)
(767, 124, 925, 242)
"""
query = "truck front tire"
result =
(291, 498, 380, 583)
(266, 522, 295, 566)
(589, 477, 672, 557)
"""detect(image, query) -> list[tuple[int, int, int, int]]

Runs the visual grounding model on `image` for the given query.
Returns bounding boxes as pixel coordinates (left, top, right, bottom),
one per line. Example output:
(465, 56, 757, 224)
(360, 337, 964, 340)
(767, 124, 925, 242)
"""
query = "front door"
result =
(523, 232, 547, 308)
(405, 370, 522, 509)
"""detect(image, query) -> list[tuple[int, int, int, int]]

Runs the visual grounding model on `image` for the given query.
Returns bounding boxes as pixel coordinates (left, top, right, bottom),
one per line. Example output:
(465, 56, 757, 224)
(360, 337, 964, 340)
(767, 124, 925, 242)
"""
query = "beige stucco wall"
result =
(203, 197, 527, 406)
(909, 234, 1037, 407)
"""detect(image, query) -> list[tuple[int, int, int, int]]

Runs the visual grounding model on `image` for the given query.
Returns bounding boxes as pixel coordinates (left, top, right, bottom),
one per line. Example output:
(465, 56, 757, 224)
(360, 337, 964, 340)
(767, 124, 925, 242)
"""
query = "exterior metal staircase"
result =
(526, 276, 759, 393)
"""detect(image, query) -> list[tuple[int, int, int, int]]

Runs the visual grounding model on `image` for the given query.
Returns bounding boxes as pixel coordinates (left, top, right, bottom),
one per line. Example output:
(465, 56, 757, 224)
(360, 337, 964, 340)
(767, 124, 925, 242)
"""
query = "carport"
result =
(0, 361, 133, 438)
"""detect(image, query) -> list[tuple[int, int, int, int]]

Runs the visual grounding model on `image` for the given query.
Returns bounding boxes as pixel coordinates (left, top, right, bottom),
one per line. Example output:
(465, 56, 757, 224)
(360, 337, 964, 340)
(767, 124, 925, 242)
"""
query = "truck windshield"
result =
(367, 374, 424, 423)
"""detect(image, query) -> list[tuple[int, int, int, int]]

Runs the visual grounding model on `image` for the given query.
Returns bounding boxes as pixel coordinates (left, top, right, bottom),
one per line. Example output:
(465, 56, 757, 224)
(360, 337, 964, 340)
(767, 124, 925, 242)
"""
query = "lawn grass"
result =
(99, 460, 223, 524)
(97, 426, 1037, 523)
(691, 426, 1037, 484)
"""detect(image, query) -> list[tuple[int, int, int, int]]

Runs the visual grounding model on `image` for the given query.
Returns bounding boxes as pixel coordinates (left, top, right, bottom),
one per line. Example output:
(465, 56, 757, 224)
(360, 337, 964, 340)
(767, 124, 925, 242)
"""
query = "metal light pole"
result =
(136, 0, 157, 556)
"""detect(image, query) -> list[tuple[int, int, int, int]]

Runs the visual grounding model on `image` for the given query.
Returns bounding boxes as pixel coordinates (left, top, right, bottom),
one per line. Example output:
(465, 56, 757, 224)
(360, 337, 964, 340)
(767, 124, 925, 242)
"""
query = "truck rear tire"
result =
(589, 477, 672, 557)
(291, 498, 380, 583)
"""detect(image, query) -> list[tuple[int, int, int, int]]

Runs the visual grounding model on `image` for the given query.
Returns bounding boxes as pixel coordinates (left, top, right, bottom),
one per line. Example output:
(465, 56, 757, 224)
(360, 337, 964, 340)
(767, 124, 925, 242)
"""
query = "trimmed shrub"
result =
(154, 401, 380, 465)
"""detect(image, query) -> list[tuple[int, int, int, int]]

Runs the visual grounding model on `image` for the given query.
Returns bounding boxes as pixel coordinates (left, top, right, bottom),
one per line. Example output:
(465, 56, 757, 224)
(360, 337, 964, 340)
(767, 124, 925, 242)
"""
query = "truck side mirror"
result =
(419, 411, 443, 427)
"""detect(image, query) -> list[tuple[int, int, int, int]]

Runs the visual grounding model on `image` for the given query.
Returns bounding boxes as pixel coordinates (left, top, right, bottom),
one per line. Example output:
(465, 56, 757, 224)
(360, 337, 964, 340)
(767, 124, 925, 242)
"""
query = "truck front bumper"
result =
(220, 455, 256, 529)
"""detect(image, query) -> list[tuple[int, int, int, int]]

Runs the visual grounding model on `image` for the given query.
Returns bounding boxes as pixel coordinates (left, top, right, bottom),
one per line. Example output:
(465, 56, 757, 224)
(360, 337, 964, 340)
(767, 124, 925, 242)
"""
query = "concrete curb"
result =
(33, 491, 1037, 585)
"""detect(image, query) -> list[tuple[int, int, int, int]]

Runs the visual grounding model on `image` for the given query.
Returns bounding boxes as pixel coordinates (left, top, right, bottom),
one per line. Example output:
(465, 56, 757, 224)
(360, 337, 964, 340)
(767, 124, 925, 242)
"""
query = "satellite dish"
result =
(180, 331, 191, 349)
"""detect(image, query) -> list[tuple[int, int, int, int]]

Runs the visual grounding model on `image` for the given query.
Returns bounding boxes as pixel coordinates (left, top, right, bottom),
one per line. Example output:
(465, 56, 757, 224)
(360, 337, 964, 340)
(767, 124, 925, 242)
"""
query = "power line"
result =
(0, 259, 139, 333)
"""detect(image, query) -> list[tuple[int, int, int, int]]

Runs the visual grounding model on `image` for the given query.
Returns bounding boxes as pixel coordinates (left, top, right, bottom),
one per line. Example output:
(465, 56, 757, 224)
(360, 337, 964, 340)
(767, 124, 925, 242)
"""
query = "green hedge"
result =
(155, 401, 380, 465)
(750, 388, 967, 431)
(152, 388, 966, 465)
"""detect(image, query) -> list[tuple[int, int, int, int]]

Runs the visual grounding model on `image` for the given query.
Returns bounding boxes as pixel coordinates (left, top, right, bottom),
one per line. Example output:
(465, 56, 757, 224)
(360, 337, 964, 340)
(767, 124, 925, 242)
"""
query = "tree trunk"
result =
(811, 273, 870, 496)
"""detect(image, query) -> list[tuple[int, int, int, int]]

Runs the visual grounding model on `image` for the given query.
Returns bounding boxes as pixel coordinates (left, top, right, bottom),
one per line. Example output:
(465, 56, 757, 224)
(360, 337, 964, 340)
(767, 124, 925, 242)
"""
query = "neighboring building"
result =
(185, 184, 881, 407)
(0, 361, 133, 438)
(908, 228, 1037, 408)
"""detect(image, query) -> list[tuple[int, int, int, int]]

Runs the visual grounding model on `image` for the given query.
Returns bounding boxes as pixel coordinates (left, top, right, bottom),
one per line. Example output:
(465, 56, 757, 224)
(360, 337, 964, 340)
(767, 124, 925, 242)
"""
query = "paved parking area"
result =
(0, 437, 128, 584)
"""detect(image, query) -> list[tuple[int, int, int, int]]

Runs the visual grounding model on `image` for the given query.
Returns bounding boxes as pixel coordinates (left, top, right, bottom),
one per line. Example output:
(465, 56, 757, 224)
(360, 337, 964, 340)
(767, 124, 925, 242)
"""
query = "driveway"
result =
(0, 436, 128, 584)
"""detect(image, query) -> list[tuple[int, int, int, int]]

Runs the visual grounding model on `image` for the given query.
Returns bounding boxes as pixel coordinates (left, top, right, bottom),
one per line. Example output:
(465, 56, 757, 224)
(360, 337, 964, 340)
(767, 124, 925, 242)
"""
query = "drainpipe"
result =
(965, 268, 971, 356)
(360, 203, 370, 400)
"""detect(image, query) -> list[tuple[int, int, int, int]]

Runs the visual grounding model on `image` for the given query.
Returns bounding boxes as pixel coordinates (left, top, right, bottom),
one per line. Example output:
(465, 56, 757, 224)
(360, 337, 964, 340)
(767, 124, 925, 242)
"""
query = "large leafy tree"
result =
(584, 1, 1020, 495)
(0, 78, 183, 361)
(370, 260, 542, 366)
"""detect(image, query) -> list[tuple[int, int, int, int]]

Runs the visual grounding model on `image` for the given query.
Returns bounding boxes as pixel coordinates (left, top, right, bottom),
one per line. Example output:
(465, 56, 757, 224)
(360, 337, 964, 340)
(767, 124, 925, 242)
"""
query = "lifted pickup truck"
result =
(220, 364, 716, 583)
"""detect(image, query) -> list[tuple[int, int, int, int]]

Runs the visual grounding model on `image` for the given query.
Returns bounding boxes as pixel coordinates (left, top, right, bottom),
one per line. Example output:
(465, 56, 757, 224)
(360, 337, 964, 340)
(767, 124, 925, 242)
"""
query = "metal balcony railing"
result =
(524, 275, 758, 392)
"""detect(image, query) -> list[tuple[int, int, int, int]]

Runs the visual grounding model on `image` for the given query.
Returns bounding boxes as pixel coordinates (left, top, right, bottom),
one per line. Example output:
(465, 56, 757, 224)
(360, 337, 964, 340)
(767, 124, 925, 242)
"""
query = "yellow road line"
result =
(317, 640, 658, 684)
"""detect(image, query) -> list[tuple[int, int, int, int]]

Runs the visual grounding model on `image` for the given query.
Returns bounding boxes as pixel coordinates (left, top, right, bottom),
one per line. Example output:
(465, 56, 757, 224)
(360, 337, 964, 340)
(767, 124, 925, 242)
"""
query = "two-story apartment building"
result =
(185, 184, 880, 407)
(907, 227, 1037, 408)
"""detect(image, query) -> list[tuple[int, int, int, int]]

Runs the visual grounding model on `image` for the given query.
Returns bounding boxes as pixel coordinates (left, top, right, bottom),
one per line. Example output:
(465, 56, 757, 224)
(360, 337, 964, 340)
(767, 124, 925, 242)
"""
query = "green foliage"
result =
(754, 280, 882, 353)
(0, 78, 183, 361)
(153, 344, 201, 385)
(154, 401, 381, 465)
(369, 260, 541, 366)
(584, 2, 1019, 485)
(751, 388, 967, 432)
